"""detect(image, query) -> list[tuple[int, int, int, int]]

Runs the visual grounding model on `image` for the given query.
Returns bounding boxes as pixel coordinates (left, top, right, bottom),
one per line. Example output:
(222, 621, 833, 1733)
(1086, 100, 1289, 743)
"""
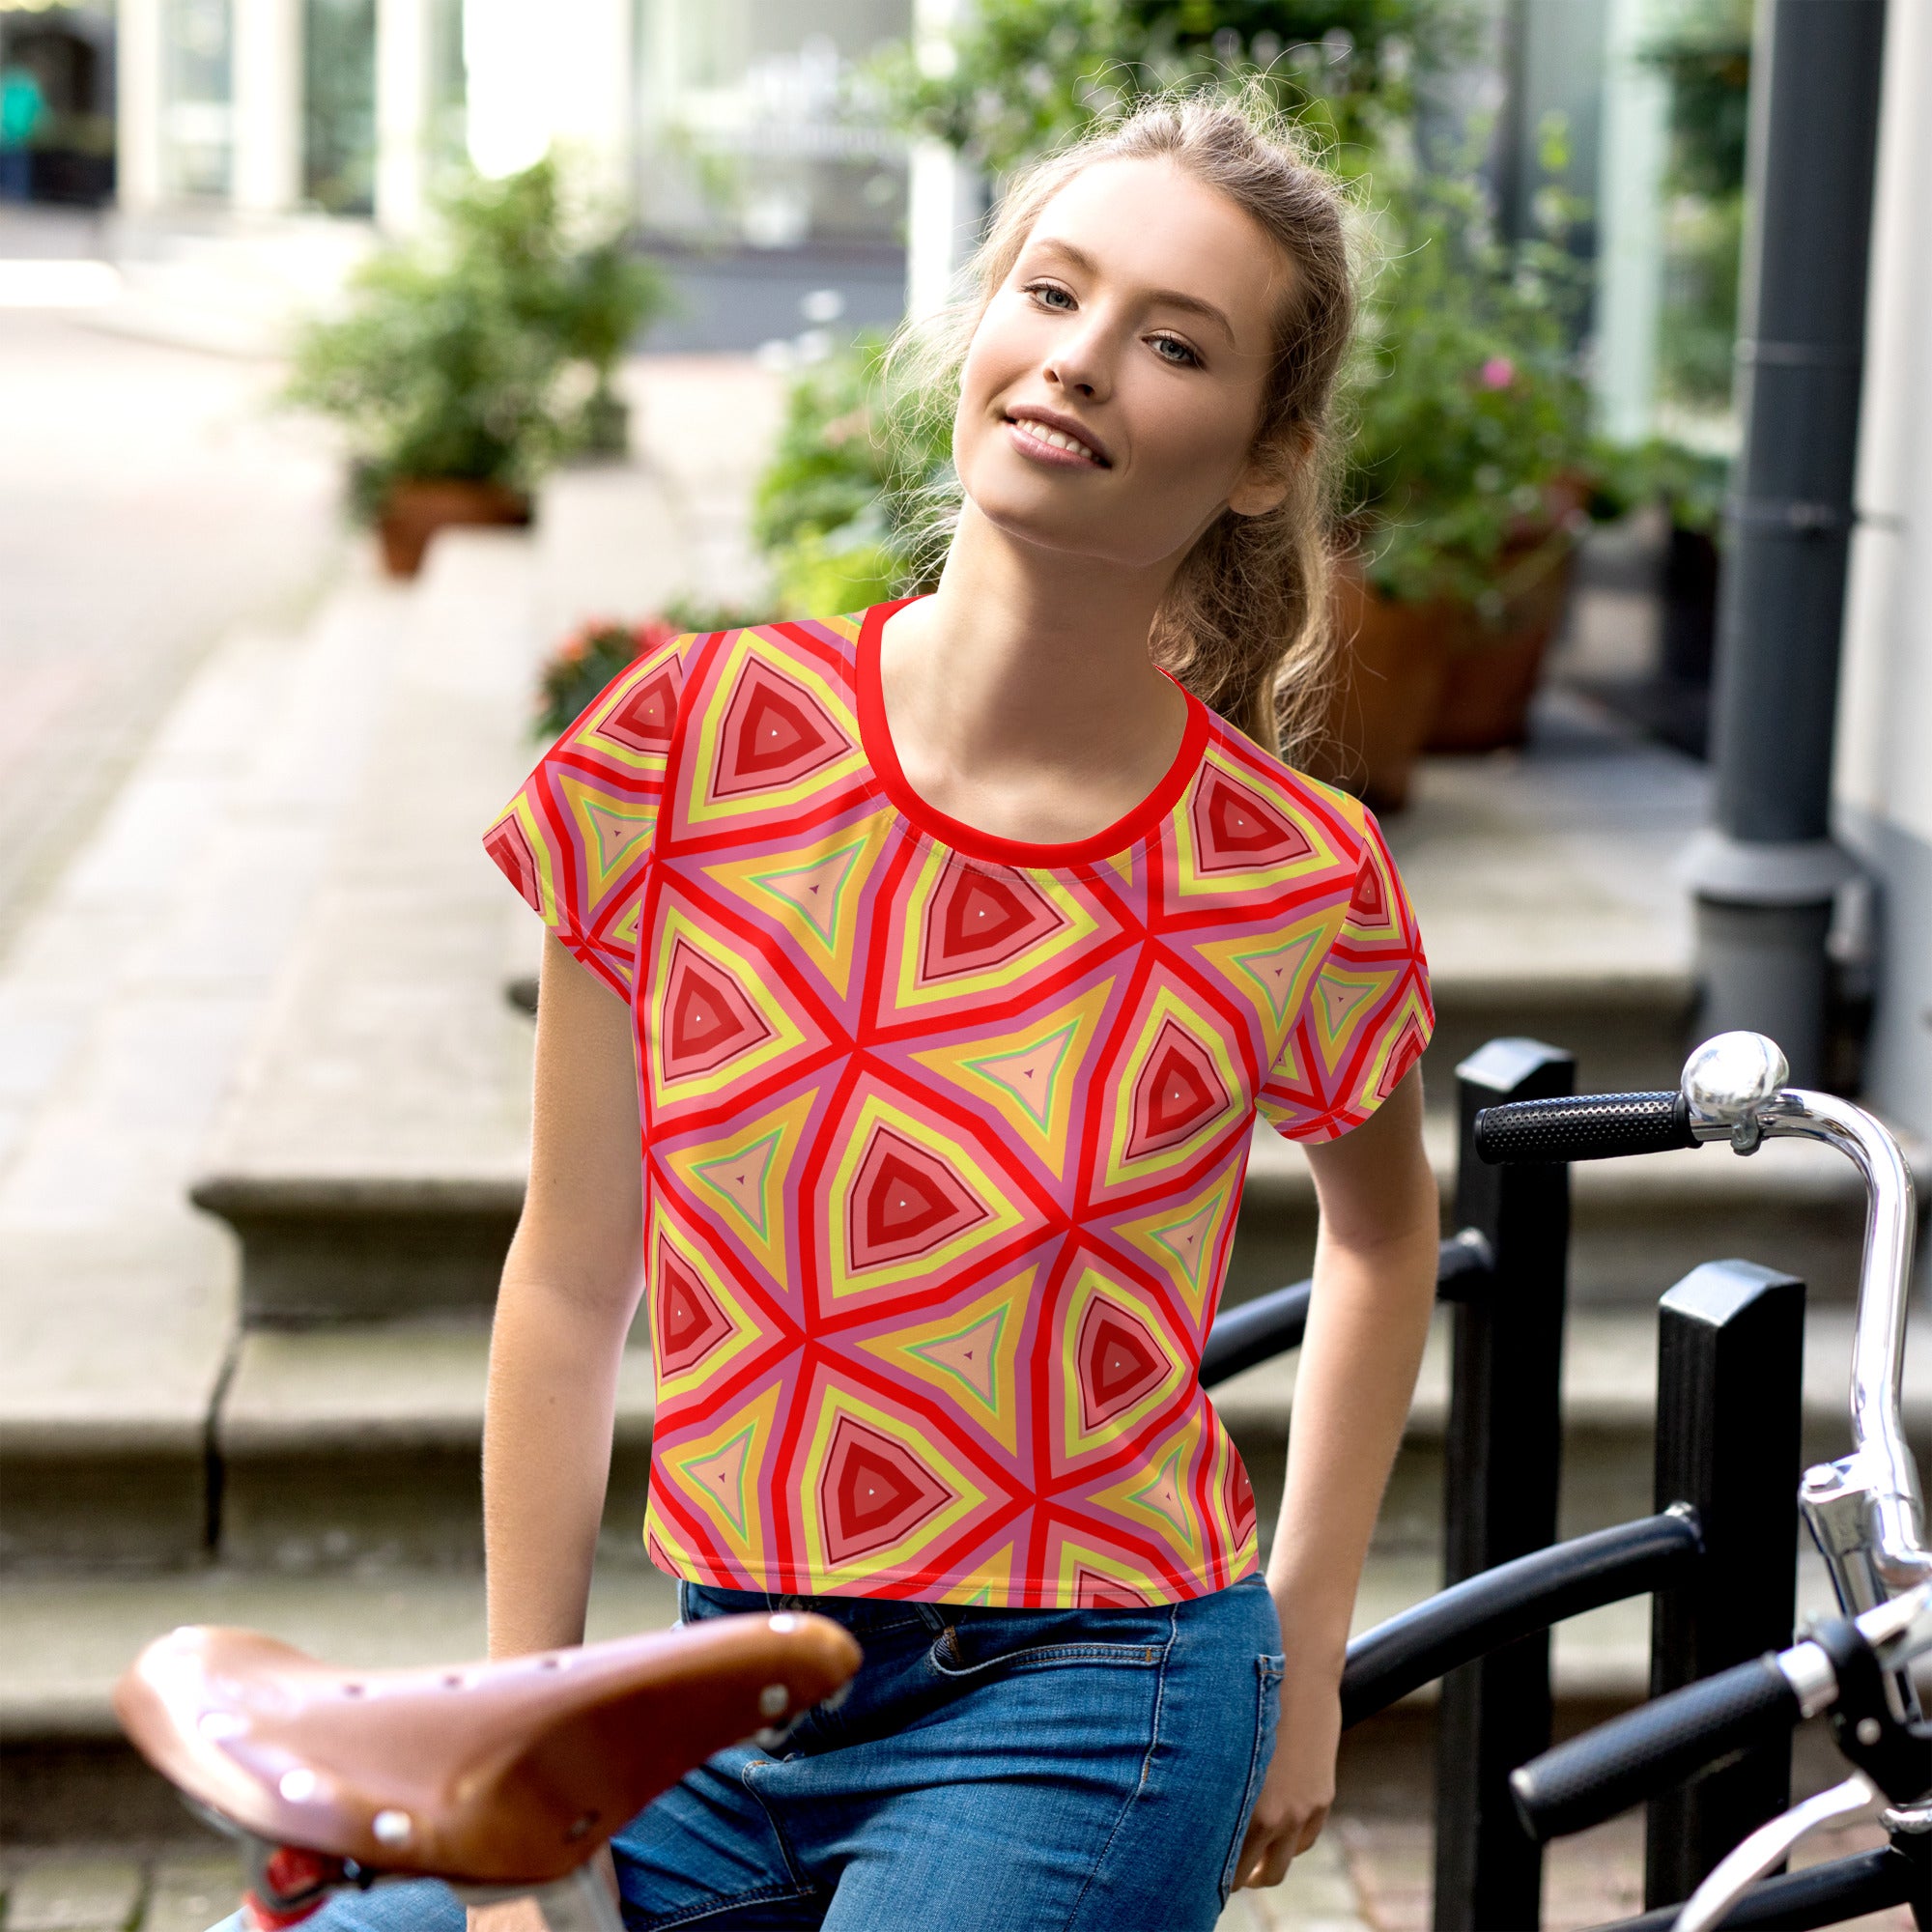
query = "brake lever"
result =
(1672, 1774, 1878, 1932)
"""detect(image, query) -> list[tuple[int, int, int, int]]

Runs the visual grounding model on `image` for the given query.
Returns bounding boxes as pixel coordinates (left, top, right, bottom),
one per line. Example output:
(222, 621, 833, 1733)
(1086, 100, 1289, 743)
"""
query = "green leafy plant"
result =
(534, 598, 766, 739)
(750, 332, 955, 616)
(865, 0, 1476, 179)
(285, 155, 669, 518)
(1341, 128, 1598, 616)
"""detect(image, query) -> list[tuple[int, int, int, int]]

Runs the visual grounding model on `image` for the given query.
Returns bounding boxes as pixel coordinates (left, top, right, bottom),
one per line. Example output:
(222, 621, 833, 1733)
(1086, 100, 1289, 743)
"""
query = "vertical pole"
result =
(1682, 0, 1889, 1083)
(375, 0, 429, 235)
(233, 0, 302, 215)
(117, 0, 165, 214)
(1434, 1039, 1575, 1932)
(1643, 1260, 1806, 1910)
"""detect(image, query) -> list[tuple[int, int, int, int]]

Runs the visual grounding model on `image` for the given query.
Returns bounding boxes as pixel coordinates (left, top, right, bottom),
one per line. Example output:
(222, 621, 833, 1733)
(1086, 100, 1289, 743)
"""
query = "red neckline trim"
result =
(855, 594, 1210, 867)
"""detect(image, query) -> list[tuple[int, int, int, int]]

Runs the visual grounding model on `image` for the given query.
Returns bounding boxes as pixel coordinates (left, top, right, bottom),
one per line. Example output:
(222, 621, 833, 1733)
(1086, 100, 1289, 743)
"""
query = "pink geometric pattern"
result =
(484, 598, 1434, 1606)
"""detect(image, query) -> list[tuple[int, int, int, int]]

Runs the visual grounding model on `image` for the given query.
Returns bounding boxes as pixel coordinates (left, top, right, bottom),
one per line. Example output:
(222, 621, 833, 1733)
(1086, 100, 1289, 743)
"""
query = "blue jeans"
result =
(214, 1572, 1284, 1931)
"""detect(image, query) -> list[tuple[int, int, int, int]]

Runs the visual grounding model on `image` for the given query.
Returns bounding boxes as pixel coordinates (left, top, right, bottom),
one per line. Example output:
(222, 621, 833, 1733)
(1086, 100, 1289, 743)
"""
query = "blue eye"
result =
(1152, 335, 1201, 368)
(1027, 282, 1075, 309)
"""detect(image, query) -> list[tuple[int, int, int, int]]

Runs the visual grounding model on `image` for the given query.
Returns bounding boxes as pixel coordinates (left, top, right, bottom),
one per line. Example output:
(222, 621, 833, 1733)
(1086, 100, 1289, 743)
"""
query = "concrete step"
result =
(0, 1533, 1858, 1843)
(185, 534, 546, 1328)
(0, 575, 414, 1572)
(108, 1305, 1932, 1574)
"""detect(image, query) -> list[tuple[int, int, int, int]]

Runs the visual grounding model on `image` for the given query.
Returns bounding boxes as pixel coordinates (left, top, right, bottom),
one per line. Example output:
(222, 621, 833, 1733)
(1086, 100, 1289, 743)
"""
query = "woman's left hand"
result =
(1229, 1654, 1342, 1891)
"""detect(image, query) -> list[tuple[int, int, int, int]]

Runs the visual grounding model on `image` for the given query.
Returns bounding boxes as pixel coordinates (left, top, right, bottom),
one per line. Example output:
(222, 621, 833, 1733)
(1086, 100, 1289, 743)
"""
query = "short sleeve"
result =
(482, 632, 693, 1002)
(1255, 808, 1435, 1143)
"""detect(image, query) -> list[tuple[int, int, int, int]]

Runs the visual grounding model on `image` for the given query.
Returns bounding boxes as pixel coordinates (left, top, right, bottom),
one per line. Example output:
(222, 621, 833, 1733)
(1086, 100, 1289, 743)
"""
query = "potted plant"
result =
(1315, 135, 1599, 807)
(285, 156, 668, 577)
(533, 599, 768, 742)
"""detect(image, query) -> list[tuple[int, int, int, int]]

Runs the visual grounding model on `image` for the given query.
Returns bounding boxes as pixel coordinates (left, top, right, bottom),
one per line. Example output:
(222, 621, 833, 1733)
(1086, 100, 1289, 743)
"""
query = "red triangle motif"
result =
(1076, 1295, 1172, 1434)
(819, 1414, 952, 1563)
(600, 666, 681, 754)
(655, 1243, 733, 1375)
(920, 856, 1066, 982)
(1350, 853, 1389, 923)
(1189, 770, 1313, 873)
(1224, 1452, 1257, 1546)
(712, 660, 847, 798)
(1126, 1020, 1230, 1161)
(662, 938, 774, 1079)
(483, 818, 542, 914)
(848, 1126, 988, 1269)
(1376, 1012, 1429, 1100)
(1074, 1567, 1151, 1609)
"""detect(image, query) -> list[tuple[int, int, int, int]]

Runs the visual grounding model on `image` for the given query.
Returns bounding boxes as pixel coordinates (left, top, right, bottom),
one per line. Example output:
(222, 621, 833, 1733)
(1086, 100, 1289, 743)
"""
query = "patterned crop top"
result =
(483, 597, 1433, 1608)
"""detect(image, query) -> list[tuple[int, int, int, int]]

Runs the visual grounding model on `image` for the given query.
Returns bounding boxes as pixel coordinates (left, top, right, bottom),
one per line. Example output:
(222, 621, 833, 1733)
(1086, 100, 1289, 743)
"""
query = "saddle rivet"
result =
(279, 1769, 319, 1803)
(373, 1809, 413, 1846)
(1857, 1717, 1882, 1746)
(758, 1683, 789, 1718)
(768, 1613, 798, 1634)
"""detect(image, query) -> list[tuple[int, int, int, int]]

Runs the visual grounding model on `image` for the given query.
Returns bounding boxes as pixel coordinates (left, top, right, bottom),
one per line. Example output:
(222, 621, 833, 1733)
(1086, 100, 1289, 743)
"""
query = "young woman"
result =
(314, 85, 1439, 1932)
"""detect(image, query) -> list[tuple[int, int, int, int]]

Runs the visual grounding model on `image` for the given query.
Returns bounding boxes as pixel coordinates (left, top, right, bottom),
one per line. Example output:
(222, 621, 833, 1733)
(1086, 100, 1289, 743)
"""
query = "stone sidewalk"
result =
(0, 1811, 1914, 1932)
(0, 211, 343, 962)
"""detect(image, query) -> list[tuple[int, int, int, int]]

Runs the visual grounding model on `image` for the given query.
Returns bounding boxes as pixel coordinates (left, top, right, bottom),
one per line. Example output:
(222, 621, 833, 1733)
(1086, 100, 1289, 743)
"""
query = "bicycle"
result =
(113, 1612, 860, 1932)
(1475, 1030, 1930, 1931)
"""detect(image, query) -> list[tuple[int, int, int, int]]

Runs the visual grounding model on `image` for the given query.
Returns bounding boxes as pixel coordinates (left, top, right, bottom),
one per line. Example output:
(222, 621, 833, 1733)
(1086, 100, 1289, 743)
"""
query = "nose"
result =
(1042, 318, 1112, 403)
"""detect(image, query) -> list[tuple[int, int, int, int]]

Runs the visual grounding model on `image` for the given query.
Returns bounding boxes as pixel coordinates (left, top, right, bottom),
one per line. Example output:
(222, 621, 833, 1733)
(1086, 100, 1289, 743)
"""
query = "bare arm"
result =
(1235, 1065, 1439, 1889)
(482, 930, 647, 1662)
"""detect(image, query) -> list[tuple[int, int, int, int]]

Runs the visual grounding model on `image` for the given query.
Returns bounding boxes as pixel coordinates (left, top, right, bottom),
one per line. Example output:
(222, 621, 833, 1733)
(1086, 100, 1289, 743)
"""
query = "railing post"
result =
(1434, 1039, 1575, 1932)
(1643, 1260, 1806, 1910)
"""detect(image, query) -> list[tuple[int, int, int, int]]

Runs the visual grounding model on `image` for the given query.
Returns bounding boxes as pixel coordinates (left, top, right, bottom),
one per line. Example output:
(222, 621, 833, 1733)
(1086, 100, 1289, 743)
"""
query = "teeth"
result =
(1013, 418, 1097, 462)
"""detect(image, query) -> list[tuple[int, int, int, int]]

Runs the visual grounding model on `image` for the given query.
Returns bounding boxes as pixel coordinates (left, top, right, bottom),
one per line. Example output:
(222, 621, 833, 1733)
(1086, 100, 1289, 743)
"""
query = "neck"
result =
(881, 500, 1187, 786)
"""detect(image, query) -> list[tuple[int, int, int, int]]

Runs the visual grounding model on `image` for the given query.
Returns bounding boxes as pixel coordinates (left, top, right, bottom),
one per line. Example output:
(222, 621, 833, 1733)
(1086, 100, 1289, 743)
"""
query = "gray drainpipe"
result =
(1679, 0, 1889, 1085)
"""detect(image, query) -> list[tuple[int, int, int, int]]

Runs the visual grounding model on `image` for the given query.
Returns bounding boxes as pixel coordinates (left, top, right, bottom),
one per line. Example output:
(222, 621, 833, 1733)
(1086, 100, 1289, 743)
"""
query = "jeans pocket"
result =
(1218, 1652, 1287, 1906)
(926, 1606, 1172, 1680)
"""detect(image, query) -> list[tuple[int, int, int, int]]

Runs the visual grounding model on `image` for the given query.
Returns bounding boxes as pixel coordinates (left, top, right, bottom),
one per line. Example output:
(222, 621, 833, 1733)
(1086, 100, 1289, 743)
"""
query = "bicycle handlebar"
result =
(1473, 1092, 1696, 1164)
(1509, 1656, 1801, 1842)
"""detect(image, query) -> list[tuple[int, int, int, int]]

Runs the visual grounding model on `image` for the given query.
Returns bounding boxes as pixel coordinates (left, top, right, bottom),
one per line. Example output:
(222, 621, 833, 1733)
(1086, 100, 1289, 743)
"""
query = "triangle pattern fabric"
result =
(851, 1270, 1033, 1456)
(597, 663, 680, 756)
(907, 984, 1110, 1180)
(1125, 1019, 1231, 1163)
(1193, 918, 1335, 1063)
(1190, 766, 1313, 874)
(1102, 983, 1245, 1191)
(817, 1412, 955, 1565)
(713, 655, 851, 800)
(661, 935, 774, 1078)
(656, 1245, 732, 1377)
(922, 856, 1067, 981)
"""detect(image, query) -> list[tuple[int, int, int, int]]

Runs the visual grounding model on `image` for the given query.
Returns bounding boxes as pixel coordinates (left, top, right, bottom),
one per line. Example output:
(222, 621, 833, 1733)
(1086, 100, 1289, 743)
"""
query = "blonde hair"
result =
(884, 82, 1361, 761)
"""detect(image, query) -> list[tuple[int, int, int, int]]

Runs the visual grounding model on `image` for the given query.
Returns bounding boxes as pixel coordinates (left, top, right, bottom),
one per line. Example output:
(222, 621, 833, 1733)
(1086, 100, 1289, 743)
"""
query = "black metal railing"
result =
(1197, 1038, 1819, 1931)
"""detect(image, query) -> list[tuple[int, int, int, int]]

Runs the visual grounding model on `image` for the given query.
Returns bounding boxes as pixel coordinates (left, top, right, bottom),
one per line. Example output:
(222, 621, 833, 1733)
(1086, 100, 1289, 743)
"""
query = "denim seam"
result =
(630, 1878, 819, 1931)
(1217, 1653, 1287, 1906)
(926, 1638, 1163, 1681)
(1059, 1602, 1179, 1929)
(737, 1755, 815, 1898)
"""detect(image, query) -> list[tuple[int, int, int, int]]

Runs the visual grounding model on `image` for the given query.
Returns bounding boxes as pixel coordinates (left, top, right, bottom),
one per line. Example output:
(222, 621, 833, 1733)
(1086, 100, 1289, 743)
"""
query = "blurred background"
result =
(0, 4, 1926, 1928)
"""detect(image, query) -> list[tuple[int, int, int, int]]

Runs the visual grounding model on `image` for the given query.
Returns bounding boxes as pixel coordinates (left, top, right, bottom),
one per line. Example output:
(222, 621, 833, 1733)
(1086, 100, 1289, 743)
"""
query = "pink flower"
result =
(1478, 355, 1517, 391)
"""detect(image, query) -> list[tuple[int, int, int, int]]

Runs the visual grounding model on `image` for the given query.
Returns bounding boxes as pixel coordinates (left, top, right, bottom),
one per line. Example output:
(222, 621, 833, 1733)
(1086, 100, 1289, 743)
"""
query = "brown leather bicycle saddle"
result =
(114, 1615, 862, 1888)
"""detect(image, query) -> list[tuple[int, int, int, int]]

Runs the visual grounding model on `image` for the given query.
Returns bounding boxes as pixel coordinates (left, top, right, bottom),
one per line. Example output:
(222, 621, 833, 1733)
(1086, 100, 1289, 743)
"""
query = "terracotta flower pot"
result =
(1425, 529, 1577, 753)
(377, 478, 533, 579)
(1303, 553, 1454, 812)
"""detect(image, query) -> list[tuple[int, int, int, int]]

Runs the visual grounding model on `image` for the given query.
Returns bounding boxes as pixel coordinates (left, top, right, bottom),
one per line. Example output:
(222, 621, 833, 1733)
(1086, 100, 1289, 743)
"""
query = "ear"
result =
(1227, 424, 1309, 519)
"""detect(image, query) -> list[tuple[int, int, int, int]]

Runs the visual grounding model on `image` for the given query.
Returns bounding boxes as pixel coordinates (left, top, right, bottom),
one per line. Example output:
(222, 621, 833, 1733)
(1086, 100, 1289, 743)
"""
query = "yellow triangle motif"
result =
(701, 810, 893, 1000)
(909, 984, 1110, 1180)
(1194, 915, 1336, 1063)
(1115, 1165, 1239, 1321)
(1312, 966, 1397, 1073)
(662, 1088, 817, 1289)
(1091, 1414, 1204, 1559)
(664, 1380, 782, 1569)
(935, 1541, 1017, 1606)
(855, 1269, 1034, 1455)
(562, 777, 658, 909)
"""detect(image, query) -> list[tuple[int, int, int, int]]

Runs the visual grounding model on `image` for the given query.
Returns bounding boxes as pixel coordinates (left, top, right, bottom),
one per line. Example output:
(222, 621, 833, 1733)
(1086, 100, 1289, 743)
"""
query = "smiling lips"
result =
(1004, 409, 1111, 469)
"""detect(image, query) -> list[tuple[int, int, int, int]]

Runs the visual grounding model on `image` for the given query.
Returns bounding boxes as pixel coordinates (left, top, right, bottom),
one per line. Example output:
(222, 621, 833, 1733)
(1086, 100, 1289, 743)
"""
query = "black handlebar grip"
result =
(1509, 1655, 1801, 1841)
(1474, 1092, 1696, 1165)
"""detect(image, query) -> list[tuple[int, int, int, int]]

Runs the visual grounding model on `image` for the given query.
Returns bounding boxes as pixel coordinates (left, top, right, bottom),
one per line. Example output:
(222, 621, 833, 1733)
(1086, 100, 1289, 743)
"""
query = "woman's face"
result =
(953, 155, 1294, 573)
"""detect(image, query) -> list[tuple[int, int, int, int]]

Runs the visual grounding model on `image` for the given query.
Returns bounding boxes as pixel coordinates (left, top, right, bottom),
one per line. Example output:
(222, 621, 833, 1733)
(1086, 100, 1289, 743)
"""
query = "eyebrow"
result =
(1022, 236, 1237, 346)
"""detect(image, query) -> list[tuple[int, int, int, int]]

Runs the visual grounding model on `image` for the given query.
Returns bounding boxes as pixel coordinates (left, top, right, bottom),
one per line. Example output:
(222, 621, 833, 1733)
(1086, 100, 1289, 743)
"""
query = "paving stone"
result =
(0, 1857, 143, 1932)
(141, 1857, 242, 1932)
